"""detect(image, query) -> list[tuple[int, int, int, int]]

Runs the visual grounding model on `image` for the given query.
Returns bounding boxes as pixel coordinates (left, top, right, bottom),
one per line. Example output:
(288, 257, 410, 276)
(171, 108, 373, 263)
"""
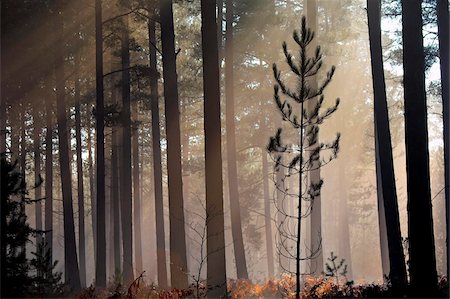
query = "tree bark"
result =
(375, 133, 390, 281)
(201, 0, 227, 296)
(437, 0, 449, 278)
(87, 115, 96, 258)
(44, 87, 53, 279)
(74, 37, 86, 289)
(262, 149, 275, 277)
(148, 18, 168, 288)
(95, 0, 106, 287)
(401, 1, 438, 294)
(159, 0, 188, 288)
(33, 107, 43, 250)
(120, 11, 134, 283)
(367, 0, 407, 292)
(132, 100, 143, 275)
(225, 0, 249, 280)
(54, 2, 81, 290)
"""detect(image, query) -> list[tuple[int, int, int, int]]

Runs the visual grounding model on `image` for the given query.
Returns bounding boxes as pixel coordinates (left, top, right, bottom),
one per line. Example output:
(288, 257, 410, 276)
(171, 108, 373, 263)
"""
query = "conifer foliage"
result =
(267, 16, 340, 299)
(0, 156, 64, 298)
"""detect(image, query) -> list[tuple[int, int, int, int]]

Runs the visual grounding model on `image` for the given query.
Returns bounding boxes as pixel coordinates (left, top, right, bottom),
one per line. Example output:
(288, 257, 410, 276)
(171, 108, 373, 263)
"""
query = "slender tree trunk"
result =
(111, 121, 121, 275)
(401, 1, 438, 295)
(201, 1, 227, 296)
(54, 2, 81, 290)
(33, 107, 43, 247)
(159, 0, 188, 288)
(367, 0, 407, 292)
(375, 133, 390, 281)
(74, 42, 86, 289)
(95, 0, 106, 287)
(437, 0, 449, 278)
(120, 12, 134, 283)
(132, 100, 143, 275)
(148, 19, 168, 288)
(305, 0, 323, 274)
(262, 149, 275, 277)
(225, 0, 249, 279)
(44, 90, 53, 279)
(0, 3, 5, 292)
(87, 115, 96, 257)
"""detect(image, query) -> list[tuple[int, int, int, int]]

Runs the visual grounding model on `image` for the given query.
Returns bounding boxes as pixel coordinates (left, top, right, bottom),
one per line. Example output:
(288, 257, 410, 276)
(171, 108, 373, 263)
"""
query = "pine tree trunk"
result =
(44, 91, 54, 279)
(33, 107, 43, 249)
(120, 11, 134, 283)
(201, 0, 227, 296)
(401, 1, 438, 294)
(132, 100, 143, 275)
(87, 115, 96, 258)
(225, 0, 249, 280)
(95, 0, 106, 287)
(0, 3, 5, 291)
(74, 43, 86, 289)
(111, 120, 121, 275)
(375, 133, 390, 281)
(148, 18, 168, 288)
(262, 149, 275, 277)
(54, 2, 81, 290)
(159, 0, 188, 288)
(306, 0, 323, 274)
(437, 0, 449, 278)
(367, 0, 407, 291)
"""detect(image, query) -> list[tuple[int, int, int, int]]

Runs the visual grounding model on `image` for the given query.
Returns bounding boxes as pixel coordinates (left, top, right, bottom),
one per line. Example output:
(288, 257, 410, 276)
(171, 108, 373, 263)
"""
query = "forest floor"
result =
(75, 274, 449, 298)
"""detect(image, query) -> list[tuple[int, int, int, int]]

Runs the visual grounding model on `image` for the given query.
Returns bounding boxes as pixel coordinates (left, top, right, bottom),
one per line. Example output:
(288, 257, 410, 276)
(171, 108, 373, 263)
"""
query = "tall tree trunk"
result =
(159, 0, 188, 288)
(0, 3, 5, 291)
(74, 42, 86, 289)
(111, 121, 121, 275)
(375, 133, 390, 281)
(95, 0, 106, 287)
(367, 0, 407, 292)
(225, 0, 248, 279)
(54, 2, 81, 290)
(44, 90, 53, 279)
(87, 115, 96, 257)
(201, 0, 227, 296)
(132, 101, 143, 275)
(148, 18, 168, 288)
(437, 0, 449, 278)
(306, 0, 323, 274)
(262, 149, 275, 277)
(120, 12, 134, 283)
(33, 105, 43, 281)
(401, 1, 438, 295)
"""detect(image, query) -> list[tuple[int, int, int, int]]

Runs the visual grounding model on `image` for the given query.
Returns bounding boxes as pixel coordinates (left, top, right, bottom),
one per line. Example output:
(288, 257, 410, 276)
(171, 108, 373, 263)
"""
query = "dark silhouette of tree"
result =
(95, 0, 107, 287)
(53, 1, 81, 291)
(401, 0, 438, 295)
(0, 157, 64, 297)
(132, 100, 143, 275)
(120, 8, 134, 284)
(437, 0, 449, 279)
(159, 0, 188, 288)
(267, 17, 340, 299)
(201, 0, 227, 297)
(367, 0, 407, 294)
(225, 0, 249, 280)
(148, 17, 168, 288)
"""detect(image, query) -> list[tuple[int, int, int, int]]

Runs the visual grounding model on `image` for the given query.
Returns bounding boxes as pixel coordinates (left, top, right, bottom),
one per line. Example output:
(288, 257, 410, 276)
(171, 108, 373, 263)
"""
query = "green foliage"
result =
(1, 157, 64, 297)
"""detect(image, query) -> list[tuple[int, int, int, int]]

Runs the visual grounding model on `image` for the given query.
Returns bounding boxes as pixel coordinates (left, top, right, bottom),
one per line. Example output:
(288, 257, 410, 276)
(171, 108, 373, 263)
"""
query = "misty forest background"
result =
(0, 0, 449, 298)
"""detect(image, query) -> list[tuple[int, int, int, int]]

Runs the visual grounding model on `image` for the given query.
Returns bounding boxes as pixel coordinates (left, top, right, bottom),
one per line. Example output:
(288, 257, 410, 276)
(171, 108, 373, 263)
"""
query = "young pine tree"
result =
(267, 17, 340, 299)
